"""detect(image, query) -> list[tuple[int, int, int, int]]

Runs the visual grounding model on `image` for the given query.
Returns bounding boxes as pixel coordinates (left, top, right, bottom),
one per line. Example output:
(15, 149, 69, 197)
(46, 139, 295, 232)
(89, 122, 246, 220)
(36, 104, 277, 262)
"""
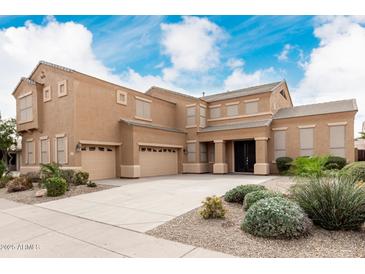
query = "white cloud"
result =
(295, 16, 365, 135)
(160, 16, 224, 81)
(226, 58, 245, 69)
(0, 17, 178, 119)
(223, 60, 279, 91)
(277, 44, 293, 61)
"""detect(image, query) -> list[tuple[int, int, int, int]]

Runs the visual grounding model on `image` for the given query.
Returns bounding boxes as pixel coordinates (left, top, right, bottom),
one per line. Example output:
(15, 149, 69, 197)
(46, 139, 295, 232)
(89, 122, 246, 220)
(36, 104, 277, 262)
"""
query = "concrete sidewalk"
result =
(0, 199, 233, 258)
(38, 174, 276, 232)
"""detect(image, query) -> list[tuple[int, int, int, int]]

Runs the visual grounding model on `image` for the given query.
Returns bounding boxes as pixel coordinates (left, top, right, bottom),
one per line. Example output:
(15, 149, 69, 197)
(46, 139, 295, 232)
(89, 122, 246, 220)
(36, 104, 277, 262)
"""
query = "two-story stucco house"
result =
(12, 61, 357, 180)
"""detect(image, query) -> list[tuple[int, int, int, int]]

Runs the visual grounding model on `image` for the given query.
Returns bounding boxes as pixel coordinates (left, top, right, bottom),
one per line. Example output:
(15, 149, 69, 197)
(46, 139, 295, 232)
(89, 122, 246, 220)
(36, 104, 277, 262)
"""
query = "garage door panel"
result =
(81, 146, 116, 180)
(139, 147, 178, 177)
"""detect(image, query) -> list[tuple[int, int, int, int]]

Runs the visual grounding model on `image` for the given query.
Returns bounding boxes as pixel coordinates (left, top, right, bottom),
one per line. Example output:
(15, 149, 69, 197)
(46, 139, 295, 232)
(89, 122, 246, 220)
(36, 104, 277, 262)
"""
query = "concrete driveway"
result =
(38, 174, 276, 232)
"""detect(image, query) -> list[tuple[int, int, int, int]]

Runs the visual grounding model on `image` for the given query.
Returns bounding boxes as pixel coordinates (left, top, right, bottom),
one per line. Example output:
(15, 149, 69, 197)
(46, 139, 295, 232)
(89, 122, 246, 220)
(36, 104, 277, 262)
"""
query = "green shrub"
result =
(86, 181, 97, 188)
(7, 176, 33, 193)
(199, 196, 226, 219)
(44, 177, 68, 197)
(243, 190, 284, 210)
(325, 156, 347, 170)
(60, 169, 75, 186)
(0, 175, 13, 188)
(291, 175, 365, 230)
(73, 171, 89, 185)
(276, 157, 293, 174)
(224, 184, 266, 203)
(40, 162, 61, 180)
(25, 172, 41, 183)
(241, 197, 312, 239)
(290, 156, 328, 178)
(341, 162, 365, 181)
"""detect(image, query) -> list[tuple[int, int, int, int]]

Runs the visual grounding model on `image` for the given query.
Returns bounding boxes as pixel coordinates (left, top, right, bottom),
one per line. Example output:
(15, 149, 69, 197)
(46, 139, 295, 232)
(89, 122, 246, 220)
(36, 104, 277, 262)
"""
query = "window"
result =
(274, 130, 286, 160)
(245, 101, 258, 114)
(200, 143, 207, 162)
(199, 106, 206, 128)
(300, 127, 314, 156)
(280, 90, 287, 100)
(209, 107, 220, 119)
(136, 98, 151, 120)
(55, 135, 67, 164)
(208, 143, 215, 162)
(40, 138, 50, 164)
(226, 104, 238, 117)
(19, 93, 33, 122)
(186, 106, 196, 126)
(116, 90, 127, 105)
(330, 125, 346, 157)
(58, 80, 67, 97)
(187, 143, 196, 162)
(26, 140, 35, 164)
(43, 86, 51, 102)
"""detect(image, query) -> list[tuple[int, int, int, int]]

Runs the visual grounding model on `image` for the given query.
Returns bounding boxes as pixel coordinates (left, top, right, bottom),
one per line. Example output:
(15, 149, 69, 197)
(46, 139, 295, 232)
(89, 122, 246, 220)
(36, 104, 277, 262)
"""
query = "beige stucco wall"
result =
(269, 111, 356, 172)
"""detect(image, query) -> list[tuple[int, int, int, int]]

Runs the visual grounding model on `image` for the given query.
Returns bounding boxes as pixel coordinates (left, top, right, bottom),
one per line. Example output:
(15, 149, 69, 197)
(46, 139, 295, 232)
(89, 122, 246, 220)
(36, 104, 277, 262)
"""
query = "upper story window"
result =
(58, 80, 67, 97)
(186, 105, 196, 126)
(199, 106, 206, 128)
(19, 92, 33, 123)
(226, 103, 239, 117)
(43, 86, 51, 102)
(299, 127, 314, 156)
(209, 105, 221, 119)
(117, 90, 127, 105)
(274, 129, 286, 160)
(245, 99, 259, 114)
(329, 124, 346, 157)
(135, 97, 151, 120)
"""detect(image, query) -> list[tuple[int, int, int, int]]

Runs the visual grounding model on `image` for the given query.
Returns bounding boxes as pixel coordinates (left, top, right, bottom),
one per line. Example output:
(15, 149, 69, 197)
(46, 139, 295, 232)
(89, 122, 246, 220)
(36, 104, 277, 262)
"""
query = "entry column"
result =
(213, 140, 228, 174)
(254, 137, 270, 175)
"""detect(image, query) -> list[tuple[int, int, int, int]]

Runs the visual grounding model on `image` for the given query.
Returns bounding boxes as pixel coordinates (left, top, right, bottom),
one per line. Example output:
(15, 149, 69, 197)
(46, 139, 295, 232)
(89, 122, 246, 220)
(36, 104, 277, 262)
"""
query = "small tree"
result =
(0, 115, 18, 166)
(359, 131, 365, 139)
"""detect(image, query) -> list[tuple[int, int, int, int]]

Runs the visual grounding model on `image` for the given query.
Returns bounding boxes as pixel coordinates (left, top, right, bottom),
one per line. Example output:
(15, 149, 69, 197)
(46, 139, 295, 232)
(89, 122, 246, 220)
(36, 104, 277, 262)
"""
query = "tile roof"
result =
(201, 81, 282, 102)
(273, 99, 357, 120)
(146, 86, 198, 101)
(120, 118, 185, 133)
(199, 119, 272, 133)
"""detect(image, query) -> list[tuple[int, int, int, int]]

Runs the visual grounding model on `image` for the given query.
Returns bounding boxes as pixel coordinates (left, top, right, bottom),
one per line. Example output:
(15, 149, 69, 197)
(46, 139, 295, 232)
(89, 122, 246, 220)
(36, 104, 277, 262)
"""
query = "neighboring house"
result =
(12, 61, 357, 180)
(354, 121, 365, 161)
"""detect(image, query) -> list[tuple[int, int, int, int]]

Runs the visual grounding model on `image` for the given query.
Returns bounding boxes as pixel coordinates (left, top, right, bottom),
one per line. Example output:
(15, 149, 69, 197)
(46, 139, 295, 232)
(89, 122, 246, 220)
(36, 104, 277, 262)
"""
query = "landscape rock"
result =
(35, 189, 47, 197)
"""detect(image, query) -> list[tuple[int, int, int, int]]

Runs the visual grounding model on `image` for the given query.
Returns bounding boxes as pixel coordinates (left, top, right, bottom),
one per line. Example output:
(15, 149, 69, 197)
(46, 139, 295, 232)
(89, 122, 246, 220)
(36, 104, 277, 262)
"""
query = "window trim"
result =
(54, 135, 68, 165)
(43, 85, 52, 102)
(25, 139, 35, 165)
(57, 80, 68, 97)
(18, 92, 33, 124)
(116, 90, 127, 105)
(39, 136, 50, 164)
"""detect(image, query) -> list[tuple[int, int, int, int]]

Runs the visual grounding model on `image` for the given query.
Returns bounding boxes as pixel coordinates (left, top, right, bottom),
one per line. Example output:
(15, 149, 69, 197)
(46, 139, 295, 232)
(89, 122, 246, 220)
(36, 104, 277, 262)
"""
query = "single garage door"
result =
(139, 146, 178, 177)
(81, 145, 116, 180)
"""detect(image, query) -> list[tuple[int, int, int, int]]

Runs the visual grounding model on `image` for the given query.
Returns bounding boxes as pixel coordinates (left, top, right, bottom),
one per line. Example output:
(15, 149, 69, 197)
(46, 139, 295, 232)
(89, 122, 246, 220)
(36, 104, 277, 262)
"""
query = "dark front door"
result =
(234, 140, 256, 172)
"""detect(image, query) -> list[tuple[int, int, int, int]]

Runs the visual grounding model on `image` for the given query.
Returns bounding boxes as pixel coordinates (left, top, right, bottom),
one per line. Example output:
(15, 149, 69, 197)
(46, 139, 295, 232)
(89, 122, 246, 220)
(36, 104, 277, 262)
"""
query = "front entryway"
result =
(234, 140, 256, 172)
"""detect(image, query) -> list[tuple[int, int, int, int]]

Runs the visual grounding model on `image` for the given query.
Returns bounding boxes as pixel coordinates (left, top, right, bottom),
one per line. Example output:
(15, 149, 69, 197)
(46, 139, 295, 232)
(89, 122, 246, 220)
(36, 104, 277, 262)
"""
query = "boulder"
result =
(35, 189, 47, 197)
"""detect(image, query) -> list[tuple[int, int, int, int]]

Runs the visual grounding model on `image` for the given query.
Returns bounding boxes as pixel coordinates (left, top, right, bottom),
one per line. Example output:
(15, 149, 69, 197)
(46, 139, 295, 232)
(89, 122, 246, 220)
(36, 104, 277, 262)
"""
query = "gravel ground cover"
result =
(147, 177, 365, 258)
(0, 184, 115, 204)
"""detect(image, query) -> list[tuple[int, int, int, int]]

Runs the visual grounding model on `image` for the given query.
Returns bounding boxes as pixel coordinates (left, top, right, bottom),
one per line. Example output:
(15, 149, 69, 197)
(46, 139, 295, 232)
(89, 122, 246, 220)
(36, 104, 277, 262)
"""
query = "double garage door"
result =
(139, 146, 178, 177)
(81, 145, 116, 180)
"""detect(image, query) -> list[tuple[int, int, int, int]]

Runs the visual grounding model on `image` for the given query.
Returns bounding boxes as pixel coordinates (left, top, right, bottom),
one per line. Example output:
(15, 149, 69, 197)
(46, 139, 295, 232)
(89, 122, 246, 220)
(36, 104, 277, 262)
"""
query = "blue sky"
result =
(0, 15, 364, 133)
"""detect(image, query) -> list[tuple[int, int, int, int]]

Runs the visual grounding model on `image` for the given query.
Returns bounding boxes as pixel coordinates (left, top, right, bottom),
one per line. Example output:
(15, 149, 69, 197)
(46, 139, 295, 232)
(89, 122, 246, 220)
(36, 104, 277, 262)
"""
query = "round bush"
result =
(276, 157, 293, 174)
(73, 171, 89, 185)
(44, 177, 68, 197)
(243, 190, 284, 210)
(241, 197, 312, 239)
(224, 184, 266, 203)
(325, 156, 346, 170)
(341, 162, 365, 181)
(291, 175, 365, 230)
